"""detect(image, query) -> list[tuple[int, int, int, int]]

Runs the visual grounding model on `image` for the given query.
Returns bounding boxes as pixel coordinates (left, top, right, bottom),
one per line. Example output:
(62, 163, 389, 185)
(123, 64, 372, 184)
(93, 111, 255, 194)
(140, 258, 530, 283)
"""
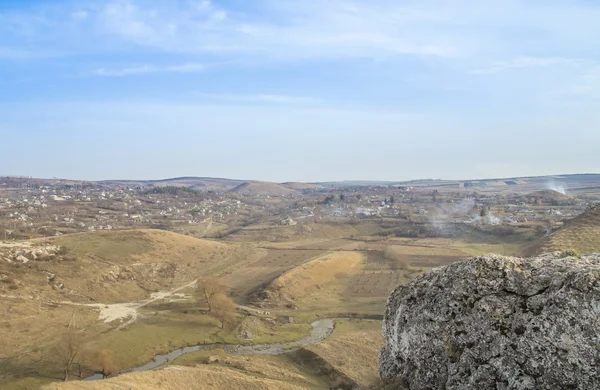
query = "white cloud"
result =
(3, 0, 600, 64)
(471, 57, 585, 74)
(2, 0, 600, 109)
(0, 0, 461, 60)
(192, 92, 322, 104)
(94, 63, 206, 76)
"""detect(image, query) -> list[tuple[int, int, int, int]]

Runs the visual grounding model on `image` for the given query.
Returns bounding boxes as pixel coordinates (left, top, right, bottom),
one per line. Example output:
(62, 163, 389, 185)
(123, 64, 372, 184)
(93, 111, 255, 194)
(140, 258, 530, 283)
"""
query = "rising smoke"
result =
(546, 180, 567, 195)
(429, 198, 476, 230)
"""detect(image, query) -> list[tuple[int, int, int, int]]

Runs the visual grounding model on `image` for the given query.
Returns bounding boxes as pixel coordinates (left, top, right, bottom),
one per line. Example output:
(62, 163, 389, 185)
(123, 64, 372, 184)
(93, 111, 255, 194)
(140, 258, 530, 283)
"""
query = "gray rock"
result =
(379, 253, 600, 390)
(206, 355, 220, 364)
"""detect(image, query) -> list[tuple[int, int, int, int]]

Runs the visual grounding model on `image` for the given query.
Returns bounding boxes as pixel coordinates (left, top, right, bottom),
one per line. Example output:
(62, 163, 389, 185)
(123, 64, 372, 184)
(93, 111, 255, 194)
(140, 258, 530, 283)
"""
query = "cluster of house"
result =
(0, 185, 259, 237)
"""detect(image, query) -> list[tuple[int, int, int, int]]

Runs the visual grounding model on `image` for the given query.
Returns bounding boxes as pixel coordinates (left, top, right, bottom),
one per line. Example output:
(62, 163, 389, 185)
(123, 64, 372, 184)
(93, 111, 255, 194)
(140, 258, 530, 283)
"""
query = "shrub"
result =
(560, 249, 580, 258)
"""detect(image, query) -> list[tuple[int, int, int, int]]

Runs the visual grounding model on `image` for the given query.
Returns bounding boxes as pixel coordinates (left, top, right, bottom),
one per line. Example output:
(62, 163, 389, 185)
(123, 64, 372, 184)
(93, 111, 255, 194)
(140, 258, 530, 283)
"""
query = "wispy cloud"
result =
(0, 0, 463, 62)
(192, 92, 322, 104)
(2, 0, 600, 109)
(94, 63, 206, 77)
(3, 0, 600, 67)
(471, 57, 585, 75)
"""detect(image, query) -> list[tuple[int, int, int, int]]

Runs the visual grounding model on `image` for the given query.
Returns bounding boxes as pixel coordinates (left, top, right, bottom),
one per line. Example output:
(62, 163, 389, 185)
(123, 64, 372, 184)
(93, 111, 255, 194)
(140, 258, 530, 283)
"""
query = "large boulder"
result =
(379, 253, 600, 390)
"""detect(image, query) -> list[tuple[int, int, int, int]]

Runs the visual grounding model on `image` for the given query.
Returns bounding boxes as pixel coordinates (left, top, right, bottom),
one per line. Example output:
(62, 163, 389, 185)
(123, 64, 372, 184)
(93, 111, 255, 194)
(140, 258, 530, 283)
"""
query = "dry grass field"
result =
(1, 217, 540, 389)
(304, 320, 384, 388)
(44, 320, 384, 390)
(259, 252, 363, 308)
(525, 206, 600, 255)
(221, 249, 326, 301)
(43, 359, 327, 390)
(228, 182, 300, 196)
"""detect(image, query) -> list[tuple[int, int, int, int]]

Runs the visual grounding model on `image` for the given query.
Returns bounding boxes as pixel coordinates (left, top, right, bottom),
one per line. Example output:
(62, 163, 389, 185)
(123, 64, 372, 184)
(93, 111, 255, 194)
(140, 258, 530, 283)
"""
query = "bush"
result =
(560, 249, 580, 258)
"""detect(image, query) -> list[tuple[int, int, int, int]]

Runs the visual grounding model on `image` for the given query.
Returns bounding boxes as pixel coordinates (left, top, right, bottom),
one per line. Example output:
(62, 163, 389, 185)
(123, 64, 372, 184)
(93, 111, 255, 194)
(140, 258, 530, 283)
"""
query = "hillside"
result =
(522, 190, 575, 205)
(526, 206, 600, 255)
(229, 182, 299, 196)
(97, 177, 246, 192)
(257, 252, 364, 308)
(304, 320, 383, 388)
(37, 229, 252, 303)
(280, 182, 324, 191)
(43, 321, 383, 390)
(43, 358, 325, 390)
(0, 229, 264, 377)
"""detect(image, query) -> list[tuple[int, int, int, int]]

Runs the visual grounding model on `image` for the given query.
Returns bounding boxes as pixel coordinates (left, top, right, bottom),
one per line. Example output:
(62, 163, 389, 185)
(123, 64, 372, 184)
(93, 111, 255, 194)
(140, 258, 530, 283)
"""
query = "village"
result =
(0, 177, 591, 243)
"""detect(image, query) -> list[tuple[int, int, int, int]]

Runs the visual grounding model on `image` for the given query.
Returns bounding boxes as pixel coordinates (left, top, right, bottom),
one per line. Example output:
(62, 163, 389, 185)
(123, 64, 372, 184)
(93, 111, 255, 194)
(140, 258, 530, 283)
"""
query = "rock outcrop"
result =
(379, 253, 600, 390)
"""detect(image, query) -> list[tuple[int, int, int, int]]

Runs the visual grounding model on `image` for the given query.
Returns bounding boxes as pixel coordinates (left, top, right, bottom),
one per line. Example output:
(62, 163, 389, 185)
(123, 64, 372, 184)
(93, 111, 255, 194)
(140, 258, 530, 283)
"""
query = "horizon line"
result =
(2, 172, 599, 185)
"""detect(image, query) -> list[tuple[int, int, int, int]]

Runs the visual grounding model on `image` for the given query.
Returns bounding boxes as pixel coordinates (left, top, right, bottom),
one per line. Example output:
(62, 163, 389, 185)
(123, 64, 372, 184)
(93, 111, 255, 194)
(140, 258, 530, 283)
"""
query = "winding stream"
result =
(85, 318, 352, 381)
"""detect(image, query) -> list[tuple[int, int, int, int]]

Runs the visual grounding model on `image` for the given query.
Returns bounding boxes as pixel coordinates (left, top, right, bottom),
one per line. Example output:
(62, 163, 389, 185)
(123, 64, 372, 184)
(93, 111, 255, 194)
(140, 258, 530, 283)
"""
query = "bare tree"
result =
(197, 278, 225, 311)
(73, 347, 96, 379)
(211, 294, 236, 329)
(54, 330, 85, 381)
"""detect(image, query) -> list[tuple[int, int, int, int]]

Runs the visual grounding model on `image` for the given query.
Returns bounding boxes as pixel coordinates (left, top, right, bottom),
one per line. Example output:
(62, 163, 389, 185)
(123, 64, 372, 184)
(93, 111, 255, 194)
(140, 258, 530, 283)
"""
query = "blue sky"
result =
(1, 0, 599, 182)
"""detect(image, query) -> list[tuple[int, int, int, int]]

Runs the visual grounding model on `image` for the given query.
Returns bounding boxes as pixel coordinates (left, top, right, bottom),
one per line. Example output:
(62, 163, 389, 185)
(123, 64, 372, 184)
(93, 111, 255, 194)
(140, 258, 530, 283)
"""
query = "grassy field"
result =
(1, 221, 537, 389)
(304, 320, 384, 388)
(260, 251, 364, 309)
(221, 249, 326, 302)
(43, 358, 329, 390)
(525, 206, 600, 255)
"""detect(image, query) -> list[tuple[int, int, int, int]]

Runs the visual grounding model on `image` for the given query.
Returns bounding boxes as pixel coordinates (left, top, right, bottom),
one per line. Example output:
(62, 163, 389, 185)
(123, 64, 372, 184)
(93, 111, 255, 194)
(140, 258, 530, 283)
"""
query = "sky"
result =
(1, 0, 599, 182)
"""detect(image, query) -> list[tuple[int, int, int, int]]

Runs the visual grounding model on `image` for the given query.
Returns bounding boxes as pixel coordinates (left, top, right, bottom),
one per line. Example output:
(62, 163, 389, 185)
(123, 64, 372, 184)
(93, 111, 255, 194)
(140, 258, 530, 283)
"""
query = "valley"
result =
(1, 175, 599, 389)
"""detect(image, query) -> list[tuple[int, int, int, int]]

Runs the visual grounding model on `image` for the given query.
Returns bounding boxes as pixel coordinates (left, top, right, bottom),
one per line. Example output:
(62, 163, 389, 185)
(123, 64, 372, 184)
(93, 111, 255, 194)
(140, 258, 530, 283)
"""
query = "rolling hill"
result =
(228, 182, 299, 196)
(97, 177, 246, 192)
(521, 190, 575, 206)
(40, 229, 254, 303)
(280, 182, 325, 191)
(525, 205, 600, 255)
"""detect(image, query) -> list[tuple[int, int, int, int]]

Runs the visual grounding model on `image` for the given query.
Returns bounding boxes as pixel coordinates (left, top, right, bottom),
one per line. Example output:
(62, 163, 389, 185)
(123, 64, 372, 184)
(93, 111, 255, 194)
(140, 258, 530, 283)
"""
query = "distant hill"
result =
(391, 174, 600, 195)
(97, 177, 245, 192)
(280, 182, 324, 190)
(525, 205, 600, 255)
(521, 190, 575, 206)
(3, 173, 599, 195)
(228, 182, 299, 196)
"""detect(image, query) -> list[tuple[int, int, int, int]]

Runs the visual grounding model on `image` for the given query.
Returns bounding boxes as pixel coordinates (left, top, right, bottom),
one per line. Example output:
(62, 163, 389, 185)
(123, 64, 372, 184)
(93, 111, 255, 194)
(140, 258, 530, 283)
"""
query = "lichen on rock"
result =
(379, 253, 600, 390)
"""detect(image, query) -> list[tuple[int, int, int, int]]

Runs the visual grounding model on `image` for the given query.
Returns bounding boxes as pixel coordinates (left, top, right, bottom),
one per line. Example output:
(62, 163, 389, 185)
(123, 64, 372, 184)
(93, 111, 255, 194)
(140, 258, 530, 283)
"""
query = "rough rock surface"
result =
(379, 253, 600, 390)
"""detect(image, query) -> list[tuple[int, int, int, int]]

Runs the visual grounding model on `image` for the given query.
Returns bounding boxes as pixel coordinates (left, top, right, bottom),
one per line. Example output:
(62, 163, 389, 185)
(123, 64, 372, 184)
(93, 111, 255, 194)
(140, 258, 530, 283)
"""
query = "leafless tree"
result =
(54, 330, 85, 381)
(197, 278, 225, 311)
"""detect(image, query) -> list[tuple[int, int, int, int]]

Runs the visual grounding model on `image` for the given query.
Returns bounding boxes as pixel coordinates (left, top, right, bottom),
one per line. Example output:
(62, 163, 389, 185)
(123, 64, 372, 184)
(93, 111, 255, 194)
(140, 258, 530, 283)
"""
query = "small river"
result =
(85, 318, 355, 381)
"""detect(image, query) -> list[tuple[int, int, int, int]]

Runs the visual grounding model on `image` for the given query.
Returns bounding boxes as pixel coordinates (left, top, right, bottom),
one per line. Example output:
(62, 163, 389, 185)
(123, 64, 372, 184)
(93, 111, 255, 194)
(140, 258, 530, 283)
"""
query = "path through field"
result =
(60, 279, 198, 330)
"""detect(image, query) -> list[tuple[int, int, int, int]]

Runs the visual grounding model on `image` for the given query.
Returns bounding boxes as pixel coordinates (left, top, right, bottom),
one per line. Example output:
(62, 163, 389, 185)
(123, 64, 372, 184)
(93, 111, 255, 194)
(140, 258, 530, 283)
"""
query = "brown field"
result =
(1, 216, 536, 389)
(304, 320, 384, 388)
(228, 182, 300, 196)
(525, 206, 600, 255)
(221, 249, 326, 301)
(260, 251, 364, 308)
(43, 358, 327, 390)
(280, 182, 325, 190)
